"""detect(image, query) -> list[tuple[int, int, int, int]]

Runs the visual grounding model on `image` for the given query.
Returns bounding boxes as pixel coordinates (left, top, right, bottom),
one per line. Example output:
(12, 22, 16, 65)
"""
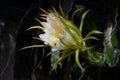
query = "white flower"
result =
(39, 13, 80, 51)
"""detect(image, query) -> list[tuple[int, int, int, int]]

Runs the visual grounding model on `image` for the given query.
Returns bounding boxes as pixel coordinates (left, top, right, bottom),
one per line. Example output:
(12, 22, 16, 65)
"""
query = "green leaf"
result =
(111, 32, 119, 48)
(105, 46, 119, 67)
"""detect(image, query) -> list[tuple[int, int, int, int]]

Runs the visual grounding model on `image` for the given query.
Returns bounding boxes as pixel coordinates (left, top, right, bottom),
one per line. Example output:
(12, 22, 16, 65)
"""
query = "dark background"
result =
(0, 0, 120, 80)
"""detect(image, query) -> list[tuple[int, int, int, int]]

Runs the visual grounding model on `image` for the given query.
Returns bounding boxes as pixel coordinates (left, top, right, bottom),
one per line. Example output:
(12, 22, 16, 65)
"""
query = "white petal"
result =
(39, 34, 48, 44)
(47, 13, 65, 35)
(47, 13, 56, 22)
(41, 22, 47, 28)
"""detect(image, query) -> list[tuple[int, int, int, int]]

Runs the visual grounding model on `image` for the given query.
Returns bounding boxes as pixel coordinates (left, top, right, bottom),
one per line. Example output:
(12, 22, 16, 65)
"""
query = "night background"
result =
(0, 0, 120, 80)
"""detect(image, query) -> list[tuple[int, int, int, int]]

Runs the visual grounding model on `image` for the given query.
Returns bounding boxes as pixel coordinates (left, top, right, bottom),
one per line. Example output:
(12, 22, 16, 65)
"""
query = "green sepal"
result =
(87, 51, 105, 66)
(51, 50, 74, 71)
(75, 49, 84, 72)
(19, 45, 47, 51)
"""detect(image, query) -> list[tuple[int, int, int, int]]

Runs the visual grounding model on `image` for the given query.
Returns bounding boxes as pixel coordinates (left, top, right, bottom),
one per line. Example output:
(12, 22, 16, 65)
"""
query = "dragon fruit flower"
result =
(39, 11, 82, 51)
